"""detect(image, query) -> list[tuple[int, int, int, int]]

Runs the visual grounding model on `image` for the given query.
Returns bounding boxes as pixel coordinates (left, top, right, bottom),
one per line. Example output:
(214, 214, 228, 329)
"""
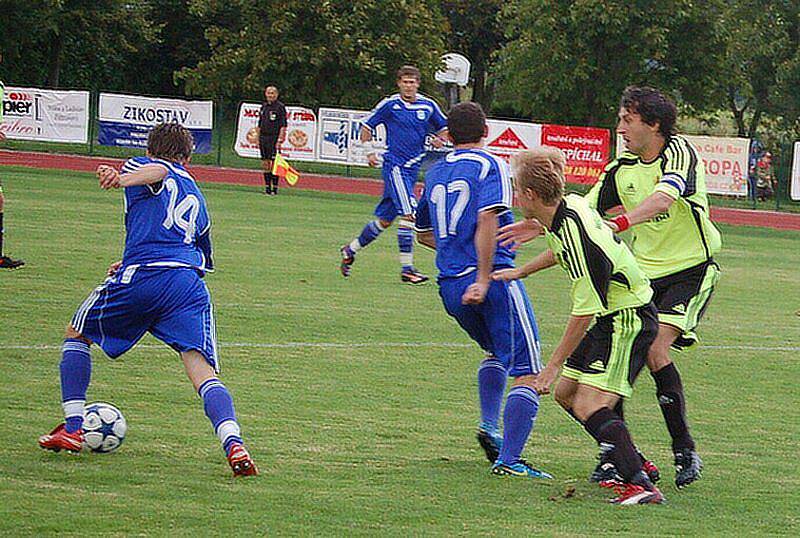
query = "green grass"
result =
(0, 166, 798, 536)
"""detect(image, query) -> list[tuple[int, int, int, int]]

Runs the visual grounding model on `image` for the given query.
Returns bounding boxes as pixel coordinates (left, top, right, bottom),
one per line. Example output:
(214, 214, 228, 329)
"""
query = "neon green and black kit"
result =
(544, 194, 658, 397)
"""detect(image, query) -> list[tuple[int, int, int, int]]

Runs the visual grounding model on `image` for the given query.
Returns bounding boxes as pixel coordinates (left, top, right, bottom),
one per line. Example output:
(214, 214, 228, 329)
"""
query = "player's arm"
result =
(607, 191, 675, 232)
(417, 230, 436, 250)
(97, 163, 168, 189)
(497, 218, 544, 250)
(415, 188, 436, 249)
(277, 104, 287, 146)
(534, 314, 594, 395)
(492, 248, 556, 282)
(463, 208, 499, 305)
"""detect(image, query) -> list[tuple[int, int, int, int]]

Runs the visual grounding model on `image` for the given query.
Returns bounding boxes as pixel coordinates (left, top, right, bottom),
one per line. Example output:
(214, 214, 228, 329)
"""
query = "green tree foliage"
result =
(178, 0, 448, 108)
(493, 0, 724, 127)
(719, 1, 800, 138)
(0, 0, 157, 91)
(440, 0, 505, 110)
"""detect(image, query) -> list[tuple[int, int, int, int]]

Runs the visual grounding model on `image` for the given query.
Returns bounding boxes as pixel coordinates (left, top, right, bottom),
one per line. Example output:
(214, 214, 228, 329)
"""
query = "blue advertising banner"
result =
(98, 93, 214, 154)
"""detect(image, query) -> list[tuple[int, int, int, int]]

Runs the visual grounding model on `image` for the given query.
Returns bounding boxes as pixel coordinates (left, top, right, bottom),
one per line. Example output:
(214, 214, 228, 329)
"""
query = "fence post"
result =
(215, 100, 223, 167)
(88, 91, 96, 156)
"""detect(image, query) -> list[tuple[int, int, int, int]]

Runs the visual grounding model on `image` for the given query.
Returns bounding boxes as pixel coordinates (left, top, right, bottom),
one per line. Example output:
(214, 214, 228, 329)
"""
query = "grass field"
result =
(0, 166, 798, 536)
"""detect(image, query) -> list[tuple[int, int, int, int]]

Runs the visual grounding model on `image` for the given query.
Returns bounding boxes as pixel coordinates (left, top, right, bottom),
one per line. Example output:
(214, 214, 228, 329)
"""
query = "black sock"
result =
(263, 172, 271, 191)
(613, 398, 624, 422)
(271, 174, 279, 192)
(0, 212, 4, 256)
(584, 407, 642, 482)
(652, 362, 695, 451)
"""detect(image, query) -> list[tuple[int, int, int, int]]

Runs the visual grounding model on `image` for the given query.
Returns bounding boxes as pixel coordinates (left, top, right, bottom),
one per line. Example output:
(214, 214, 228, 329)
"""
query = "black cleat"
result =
(0, 255, 25, 269)
(674, 448, 703, 488)
(590, 444, 622, 486)
(400, 267, 429, 285)
(476, 429, 502, 464)
(340, 245, 355, 277)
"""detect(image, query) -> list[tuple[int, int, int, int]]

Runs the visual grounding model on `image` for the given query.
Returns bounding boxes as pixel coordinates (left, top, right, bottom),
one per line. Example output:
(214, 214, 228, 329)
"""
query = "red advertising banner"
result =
(541, 124, 610, 184)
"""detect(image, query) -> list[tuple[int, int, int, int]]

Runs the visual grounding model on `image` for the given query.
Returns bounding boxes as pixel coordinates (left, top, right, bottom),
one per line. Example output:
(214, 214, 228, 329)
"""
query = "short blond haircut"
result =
(511, 147, 566, 205)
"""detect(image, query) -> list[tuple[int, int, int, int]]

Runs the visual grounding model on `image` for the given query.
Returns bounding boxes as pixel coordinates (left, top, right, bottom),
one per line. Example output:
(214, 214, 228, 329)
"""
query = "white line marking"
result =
(1, 342, 798, 352)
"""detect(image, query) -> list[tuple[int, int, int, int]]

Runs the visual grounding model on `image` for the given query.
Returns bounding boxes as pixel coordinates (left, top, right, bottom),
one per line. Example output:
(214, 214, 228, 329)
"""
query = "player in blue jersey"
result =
(38, 123, 258, 477)
(339, 65, 448, 284)
(415, 102, 551, 479)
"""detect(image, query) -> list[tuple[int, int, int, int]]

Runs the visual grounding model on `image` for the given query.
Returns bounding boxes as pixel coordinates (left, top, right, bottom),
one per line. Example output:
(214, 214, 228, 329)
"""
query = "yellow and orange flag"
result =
(272, 153, 300, 186)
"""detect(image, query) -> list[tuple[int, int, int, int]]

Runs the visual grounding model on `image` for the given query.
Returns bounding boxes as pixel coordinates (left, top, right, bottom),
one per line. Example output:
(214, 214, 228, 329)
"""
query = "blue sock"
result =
(477, 358, 506, 434)
(198, 378, 243, 453)
(499, 385, 540, 464)
(397, 220, 414, 270)
(60, 339, 92, 433)
(350, 220, 387, 253)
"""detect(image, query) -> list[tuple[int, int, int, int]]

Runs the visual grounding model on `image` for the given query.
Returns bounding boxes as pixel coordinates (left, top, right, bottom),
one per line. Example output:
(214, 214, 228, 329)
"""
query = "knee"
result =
(647, 345, 672, 371)
(64, 324, 90, 344)
(379, 218, 393, 229)
(554, 386, 573, 411)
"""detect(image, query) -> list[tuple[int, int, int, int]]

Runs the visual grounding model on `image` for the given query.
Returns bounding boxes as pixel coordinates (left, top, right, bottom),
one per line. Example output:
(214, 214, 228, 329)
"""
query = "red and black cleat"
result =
(227, 443, 259, 477)
(610, 482, 665, 505)
(400, 267, 429, 285)
(38, 423, 83, 453)
(0, 256, 25, 269)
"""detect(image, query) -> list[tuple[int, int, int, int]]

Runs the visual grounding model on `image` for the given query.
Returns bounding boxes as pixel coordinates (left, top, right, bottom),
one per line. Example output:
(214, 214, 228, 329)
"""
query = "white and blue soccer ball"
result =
(83, 402, 127, 453)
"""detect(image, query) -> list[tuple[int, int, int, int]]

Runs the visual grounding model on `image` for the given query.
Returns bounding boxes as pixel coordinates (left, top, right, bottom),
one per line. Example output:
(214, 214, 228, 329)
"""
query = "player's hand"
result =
(532, 364, 559, 395)
(97, 165, 121, 189)
(497, 219, 543, 251)
(430, 136, 445, 149)
(491, 267, 524, 282)
(604, 220, 620, 233)
(462, 281, 489, 305)
(106, 260, 123, 276)
(367, 153, 380, 167)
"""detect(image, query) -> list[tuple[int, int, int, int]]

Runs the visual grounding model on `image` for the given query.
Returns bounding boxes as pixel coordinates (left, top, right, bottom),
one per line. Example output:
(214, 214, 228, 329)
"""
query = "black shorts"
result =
(562, 303, 659, 397)
(651, 259, 720, 350)
(259, 133, 279, 160)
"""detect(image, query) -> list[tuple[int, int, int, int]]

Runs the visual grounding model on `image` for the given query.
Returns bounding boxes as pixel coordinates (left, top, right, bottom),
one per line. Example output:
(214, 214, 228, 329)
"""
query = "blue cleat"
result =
(491, 459, 553, 479)
(476, 428, 503, 464)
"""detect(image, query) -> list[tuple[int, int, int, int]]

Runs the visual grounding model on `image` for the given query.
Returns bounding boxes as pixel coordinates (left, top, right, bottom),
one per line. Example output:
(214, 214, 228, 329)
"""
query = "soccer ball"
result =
(83, 402, 127, 453)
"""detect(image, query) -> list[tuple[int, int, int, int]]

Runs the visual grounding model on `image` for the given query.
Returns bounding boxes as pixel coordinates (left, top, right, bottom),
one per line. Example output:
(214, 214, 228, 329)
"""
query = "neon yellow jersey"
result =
(544, 194, 653, 317)
(585, 135, 722, 279)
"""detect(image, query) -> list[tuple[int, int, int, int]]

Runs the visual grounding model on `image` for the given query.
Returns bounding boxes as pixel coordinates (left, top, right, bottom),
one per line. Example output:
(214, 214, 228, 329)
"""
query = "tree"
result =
(493, 0, 725, 127)
(0, 0, 157, 91)
(440, 0, 505, 110)
(718, 1, 800, 138)
(178, 0, 448, 108)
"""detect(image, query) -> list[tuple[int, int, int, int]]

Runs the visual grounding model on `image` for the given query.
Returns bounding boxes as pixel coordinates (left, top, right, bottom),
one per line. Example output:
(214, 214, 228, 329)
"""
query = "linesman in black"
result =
(258, 85, 287, 195)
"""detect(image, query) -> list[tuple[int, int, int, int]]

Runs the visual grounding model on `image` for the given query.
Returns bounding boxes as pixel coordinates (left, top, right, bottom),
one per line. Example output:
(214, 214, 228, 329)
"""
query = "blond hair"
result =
(511, 147, 566, 205)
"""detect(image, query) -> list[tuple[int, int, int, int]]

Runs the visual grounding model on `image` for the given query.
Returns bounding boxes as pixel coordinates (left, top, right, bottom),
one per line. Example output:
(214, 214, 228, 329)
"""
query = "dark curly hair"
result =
(620, 86, 677, 138)
(147, 122, 193, 162)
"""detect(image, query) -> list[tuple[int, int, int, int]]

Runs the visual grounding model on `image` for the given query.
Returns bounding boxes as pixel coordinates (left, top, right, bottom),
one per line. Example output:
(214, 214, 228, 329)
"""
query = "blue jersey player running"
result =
(340, 65, 448, 284)
(415, 102, 551, 479)
(38, 123, 258, 477)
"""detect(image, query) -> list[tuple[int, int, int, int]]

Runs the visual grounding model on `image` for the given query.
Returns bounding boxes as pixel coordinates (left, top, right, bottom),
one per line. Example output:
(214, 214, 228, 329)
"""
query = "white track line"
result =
(1, 342, 798, 352)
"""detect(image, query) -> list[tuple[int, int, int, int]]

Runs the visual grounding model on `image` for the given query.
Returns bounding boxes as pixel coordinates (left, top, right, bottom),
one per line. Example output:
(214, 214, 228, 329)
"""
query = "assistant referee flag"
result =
(272, 153, 299, 186)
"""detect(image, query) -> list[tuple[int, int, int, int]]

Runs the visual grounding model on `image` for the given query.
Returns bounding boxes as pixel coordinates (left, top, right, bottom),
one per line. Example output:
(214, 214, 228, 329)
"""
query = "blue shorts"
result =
(71, 267, 219, 370)
(438, 273, 542, 377)
(374, 158, 420, 221)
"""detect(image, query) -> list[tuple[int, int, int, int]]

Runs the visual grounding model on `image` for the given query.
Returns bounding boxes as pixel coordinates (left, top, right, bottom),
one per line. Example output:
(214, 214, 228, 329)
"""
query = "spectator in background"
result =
(756, 151, 774, 201)
(258, 85, 287, 195)
(0, 63, 26, 269)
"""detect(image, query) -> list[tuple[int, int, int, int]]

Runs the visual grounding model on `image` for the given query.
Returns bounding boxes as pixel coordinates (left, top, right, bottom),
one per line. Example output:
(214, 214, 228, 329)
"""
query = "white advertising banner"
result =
(484, 119, 542, 162)
(317, 107, 386, 166)
(1, 86, 89, 143)
(98, 93, 214, 153)
(792, 142, 800, 201)
(234, 103, 317, 161)
(617, 134, 749, 197)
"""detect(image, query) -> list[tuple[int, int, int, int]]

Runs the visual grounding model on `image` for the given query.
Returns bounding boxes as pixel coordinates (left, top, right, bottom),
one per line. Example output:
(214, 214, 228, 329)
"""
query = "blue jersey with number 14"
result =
(120, 156, 213, 273)
(417, 149, 516, 278)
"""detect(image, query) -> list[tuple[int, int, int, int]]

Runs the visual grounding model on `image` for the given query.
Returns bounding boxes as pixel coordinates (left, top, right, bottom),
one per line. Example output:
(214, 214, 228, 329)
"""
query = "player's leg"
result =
(181, 350, 257, 476)
(489, 280, 551, 479)
(438, 275, 505, 462)
(574, 385, 663, 505)
(39, 272, 153, 452)
(149, 269, 257, 476)
(648, 262, 719, 487)
(394, 165, 427, 283)
(0, 186, 25, 269)
(261, 159, 273, 194)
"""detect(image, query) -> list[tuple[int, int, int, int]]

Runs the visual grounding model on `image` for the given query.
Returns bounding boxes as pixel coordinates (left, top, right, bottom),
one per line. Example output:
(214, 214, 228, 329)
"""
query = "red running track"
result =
(2, 150, 799, 231)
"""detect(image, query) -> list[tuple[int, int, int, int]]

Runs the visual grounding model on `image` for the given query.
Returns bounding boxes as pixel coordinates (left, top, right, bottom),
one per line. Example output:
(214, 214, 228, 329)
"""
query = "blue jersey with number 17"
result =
(417, 149, 516, 278)
(120, 156, 213, 274)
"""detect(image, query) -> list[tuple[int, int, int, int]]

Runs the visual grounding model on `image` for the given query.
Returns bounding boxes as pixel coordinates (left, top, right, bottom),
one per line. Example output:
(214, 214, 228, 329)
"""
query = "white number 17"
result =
(430, 180, 470, 239)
